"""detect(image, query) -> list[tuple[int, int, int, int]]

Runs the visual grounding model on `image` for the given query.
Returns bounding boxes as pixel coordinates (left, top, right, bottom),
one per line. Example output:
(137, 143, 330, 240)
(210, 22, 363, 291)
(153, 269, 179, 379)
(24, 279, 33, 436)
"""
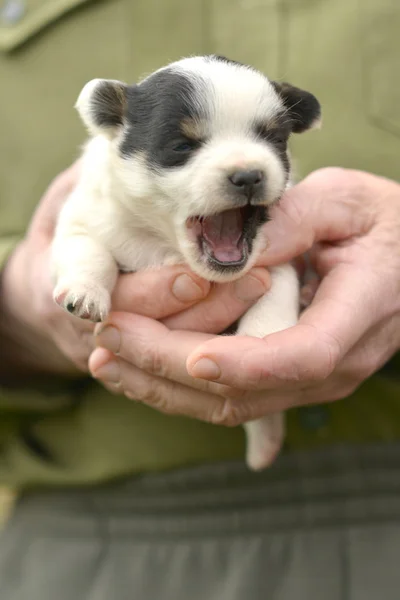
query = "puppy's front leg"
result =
(52, 232, 118, 322)
(236, 263, 299, 470)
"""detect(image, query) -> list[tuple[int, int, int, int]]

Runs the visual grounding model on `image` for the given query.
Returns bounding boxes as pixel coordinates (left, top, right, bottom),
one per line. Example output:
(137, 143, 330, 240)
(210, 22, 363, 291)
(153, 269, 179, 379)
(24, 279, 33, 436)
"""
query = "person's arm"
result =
(0, 245, 70, 382)
(0, 238, 26, 379)
(89, 168, 400, 425)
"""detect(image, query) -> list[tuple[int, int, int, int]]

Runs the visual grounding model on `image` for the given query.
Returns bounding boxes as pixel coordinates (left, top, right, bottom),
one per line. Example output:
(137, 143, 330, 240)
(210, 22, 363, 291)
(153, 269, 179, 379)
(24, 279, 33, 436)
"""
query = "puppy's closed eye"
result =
(172, 138, 203, 153)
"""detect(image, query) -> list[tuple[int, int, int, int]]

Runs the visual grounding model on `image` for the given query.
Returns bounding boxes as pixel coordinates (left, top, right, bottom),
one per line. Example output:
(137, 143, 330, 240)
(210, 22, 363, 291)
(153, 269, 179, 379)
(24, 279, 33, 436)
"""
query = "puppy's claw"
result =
(53, 281, 111, 323)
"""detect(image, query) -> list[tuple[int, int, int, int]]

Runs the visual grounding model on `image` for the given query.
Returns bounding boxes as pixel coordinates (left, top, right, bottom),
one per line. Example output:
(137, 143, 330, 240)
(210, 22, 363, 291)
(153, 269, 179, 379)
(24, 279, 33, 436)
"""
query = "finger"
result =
(89, 346, 226, 423)
(186, 264, 381, 389)
(89, 345, 319, 424)
(299, 277, 320, 309)
(258, 168, 377, 266)
(53, 323, 96, 373)
(163, 267, 271, 333)
(337, 313, 400, 382)
(93, 313, 228, 395)
(112, 266, 210, 319)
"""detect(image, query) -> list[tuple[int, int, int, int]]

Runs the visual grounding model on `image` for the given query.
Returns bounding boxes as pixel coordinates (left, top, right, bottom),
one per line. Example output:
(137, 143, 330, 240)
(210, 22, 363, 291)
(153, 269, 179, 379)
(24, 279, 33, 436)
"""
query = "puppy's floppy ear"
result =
(272, 81, 321, 133)
(75, 79, 128, 137)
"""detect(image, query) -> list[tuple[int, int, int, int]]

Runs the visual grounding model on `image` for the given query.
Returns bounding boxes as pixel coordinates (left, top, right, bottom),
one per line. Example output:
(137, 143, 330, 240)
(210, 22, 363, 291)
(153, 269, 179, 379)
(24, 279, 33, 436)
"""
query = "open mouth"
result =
(186, 205, 267, 272)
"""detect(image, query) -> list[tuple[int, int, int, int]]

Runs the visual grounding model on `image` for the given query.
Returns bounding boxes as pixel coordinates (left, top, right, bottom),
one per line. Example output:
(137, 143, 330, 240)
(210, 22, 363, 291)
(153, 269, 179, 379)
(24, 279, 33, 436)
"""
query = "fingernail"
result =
(95, 326, 121, 354)
(172, 274, 205, 303)
(93, 360, 120, 384)
(190, 358, 221, 380)
(234, 272, 268, 302)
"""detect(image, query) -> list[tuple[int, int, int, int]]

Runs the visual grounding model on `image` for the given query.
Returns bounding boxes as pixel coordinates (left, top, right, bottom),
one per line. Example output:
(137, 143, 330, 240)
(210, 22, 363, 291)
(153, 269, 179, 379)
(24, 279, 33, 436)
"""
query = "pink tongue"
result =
(202, 209, 243, 262)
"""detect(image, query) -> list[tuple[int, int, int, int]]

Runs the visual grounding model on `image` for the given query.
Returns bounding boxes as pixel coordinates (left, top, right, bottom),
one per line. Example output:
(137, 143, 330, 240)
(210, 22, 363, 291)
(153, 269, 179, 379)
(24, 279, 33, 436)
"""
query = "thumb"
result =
(258, 167, 377, 266)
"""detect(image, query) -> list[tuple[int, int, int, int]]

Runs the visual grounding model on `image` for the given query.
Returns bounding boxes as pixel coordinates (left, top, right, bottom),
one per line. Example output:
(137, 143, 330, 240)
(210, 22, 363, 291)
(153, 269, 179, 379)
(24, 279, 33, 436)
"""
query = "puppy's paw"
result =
(243, 414, 285, 471)
(53, 280, 111, 322)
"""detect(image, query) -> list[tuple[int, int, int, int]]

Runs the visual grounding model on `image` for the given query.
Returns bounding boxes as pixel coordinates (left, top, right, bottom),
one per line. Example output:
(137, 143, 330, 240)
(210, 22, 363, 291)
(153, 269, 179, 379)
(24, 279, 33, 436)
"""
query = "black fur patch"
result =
(254, 120, 291, 175)
(246, 205, 269, 246)
(272, 81, 321, 133)
(120, 69, 206, 169)
(91, 80, 127, 129)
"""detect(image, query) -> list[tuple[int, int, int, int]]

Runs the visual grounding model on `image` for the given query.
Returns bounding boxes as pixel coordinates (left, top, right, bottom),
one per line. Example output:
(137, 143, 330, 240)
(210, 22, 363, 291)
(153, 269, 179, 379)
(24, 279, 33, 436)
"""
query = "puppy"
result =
(51, 55, 321, 470)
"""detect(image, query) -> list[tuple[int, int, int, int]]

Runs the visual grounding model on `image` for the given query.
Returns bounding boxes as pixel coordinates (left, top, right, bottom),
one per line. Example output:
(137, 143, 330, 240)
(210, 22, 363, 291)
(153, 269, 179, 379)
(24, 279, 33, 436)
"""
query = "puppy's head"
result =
(76, 56, 321, 281)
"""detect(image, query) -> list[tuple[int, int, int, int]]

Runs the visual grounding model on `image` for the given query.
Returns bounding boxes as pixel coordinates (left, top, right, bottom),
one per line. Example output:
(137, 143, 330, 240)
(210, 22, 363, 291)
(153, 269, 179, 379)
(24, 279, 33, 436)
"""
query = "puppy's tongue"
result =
(202, 208, 243, 263)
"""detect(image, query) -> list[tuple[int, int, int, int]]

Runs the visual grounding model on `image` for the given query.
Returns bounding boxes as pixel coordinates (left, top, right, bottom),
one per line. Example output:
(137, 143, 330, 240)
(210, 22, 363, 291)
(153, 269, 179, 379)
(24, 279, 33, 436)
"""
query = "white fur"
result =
(238, 263, 299, 470)
(51, 56, 308, 470)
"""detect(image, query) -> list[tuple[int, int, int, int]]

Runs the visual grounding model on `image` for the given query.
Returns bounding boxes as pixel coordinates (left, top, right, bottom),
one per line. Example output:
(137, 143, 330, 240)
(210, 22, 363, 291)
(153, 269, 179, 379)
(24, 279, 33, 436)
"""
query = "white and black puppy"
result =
(51, 55, 321, 470)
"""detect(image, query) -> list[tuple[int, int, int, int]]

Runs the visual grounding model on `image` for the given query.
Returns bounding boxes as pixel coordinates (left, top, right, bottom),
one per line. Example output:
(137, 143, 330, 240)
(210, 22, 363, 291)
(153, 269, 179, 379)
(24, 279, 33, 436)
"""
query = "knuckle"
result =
(304, 330, 341, 384)
(198, 303, 233, 334)
(309, 357, 335, 383)
(210, 398, 245, 427)
(136, 376, 168, 410)
(136, 342, 165, 377)
(131, 329, 175, 377)
(237, 351, 271, 390)
(221, 385, 250, 401)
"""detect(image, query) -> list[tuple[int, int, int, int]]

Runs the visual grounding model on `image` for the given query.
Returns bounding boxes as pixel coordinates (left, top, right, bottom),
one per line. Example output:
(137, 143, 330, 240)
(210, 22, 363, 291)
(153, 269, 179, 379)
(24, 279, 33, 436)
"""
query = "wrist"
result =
(0, 243, 73, 382)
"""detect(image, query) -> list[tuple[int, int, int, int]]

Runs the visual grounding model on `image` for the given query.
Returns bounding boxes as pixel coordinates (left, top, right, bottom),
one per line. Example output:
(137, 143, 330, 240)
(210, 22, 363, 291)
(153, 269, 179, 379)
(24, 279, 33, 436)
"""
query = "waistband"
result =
(13, 442, 400, 539)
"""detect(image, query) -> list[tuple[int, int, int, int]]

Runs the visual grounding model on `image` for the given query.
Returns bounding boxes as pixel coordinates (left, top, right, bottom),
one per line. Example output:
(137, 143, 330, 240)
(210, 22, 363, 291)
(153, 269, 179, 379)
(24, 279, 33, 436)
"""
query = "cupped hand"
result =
(1, 163, 270, 378)
(90, 168, 400, 425)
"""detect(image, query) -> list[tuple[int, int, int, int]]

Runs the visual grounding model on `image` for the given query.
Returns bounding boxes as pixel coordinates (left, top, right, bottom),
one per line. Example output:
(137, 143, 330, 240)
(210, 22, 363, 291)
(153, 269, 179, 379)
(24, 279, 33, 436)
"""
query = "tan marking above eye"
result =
(180, 117, 208, 140)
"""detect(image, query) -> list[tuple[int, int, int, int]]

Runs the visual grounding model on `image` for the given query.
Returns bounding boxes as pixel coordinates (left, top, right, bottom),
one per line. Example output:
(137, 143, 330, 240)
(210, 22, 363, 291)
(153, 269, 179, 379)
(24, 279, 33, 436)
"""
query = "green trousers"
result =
(1, 443, 400, 599)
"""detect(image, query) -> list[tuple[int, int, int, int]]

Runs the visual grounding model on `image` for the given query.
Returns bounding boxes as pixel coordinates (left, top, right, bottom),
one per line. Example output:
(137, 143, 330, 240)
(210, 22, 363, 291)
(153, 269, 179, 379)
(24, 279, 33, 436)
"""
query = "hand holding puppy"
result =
(91, 168, 400, 427)
(1, 163, 268, 379)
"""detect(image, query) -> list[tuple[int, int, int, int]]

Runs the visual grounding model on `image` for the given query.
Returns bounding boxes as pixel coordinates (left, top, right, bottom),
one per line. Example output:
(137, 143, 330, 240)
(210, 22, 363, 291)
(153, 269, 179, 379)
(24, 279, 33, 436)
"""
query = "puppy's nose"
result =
(228, 169, 265, 198)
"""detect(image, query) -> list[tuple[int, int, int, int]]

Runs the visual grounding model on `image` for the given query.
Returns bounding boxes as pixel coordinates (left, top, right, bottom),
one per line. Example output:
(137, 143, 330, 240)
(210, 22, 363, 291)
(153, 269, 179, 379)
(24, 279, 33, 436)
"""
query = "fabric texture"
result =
(2, 444, 400, 599)
(0, 0, 399, 487)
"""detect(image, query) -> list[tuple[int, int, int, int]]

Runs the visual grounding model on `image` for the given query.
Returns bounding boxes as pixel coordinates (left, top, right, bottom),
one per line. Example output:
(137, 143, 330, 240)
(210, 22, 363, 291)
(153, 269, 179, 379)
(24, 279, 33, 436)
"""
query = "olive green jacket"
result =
(0, 0, 399, 488)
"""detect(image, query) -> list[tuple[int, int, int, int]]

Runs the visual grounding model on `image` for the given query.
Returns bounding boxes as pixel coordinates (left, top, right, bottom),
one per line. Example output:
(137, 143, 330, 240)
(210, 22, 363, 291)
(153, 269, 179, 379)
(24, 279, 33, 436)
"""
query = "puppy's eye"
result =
(173, 139, 201, 153)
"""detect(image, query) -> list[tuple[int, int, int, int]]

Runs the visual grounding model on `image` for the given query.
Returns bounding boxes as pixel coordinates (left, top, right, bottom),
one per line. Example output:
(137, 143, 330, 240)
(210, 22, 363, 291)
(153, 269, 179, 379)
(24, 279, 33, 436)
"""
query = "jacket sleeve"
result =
(0, 235, 77, 413)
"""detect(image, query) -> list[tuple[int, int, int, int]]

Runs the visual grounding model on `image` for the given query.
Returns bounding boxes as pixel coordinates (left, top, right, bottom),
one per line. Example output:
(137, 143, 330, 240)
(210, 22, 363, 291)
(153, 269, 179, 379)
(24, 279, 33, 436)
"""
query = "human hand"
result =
(1, 163, 270, 379)
(90, 168, 400, 425)
(1, 162, 93, 377)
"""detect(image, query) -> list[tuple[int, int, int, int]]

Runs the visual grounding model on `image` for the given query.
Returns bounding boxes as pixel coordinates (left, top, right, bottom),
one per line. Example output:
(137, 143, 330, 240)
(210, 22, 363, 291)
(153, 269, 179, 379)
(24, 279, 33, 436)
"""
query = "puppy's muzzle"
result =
(227, 169, 266, 204)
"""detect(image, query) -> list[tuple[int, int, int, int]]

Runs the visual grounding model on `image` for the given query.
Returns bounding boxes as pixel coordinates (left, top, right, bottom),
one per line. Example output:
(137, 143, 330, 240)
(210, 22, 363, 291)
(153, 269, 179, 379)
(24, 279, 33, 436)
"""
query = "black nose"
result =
(228, 169, 265, 198)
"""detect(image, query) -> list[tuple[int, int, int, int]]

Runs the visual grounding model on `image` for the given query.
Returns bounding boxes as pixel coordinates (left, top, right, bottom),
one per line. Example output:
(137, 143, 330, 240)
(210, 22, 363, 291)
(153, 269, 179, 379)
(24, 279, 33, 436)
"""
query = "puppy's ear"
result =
(272, 82, 321, 133)
(75, 79, 128, 137)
